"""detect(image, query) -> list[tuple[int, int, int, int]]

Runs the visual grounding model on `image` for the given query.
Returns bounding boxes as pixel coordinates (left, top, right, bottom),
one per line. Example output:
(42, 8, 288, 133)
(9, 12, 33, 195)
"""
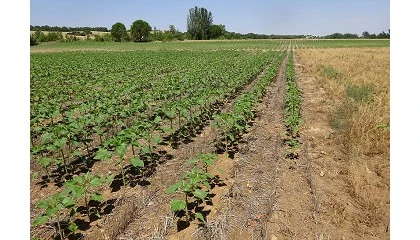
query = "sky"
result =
(30, 0, 390, 36)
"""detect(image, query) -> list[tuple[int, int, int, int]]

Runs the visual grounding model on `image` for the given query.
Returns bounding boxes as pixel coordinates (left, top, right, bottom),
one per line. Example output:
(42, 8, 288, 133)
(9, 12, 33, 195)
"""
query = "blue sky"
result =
(30, 0, 390, 36)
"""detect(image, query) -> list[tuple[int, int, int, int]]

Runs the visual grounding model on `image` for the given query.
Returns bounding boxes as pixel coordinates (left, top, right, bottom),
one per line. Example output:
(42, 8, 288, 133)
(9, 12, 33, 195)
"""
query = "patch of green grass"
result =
(345, 83, 374, 102)
(317, 64, 343, 81)
(329, 100, 357, 130)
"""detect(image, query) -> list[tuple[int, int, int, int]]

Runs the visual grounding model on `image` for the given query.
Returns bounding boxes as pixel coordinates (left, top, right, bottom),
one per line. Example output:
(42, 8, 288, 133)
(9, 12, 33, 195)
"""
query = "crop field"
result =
(30, 40, 390, 240)
(30, 39, 389, 53)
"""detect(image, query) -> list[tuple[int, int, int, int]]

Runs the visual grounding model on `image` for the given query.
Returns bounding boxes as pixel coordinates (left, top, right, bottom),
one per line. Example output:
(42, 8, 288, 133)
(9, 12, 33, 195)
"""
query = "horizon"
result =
(30, 0, 390, 36)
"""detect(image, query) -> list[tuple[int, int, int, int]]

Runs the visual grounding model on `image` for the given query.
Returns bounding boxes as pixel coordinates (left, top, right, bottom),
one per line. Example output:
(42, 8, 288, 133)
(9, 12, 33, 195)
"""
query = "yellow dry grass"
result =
(296, 48, 389, 155)
(296, 48, 390, 233)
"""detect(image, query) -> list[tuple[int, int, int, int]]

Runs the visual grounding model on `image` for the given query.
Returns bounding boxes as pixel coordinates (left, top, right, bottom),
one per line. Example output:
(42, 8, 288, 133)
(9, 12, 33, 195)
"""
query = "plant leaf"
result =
(35, 200, 49, 209)
(193, 189, 208, 200)
(227, 133, 235, 141)
(40, 132, 53, 144)
(115, 143, 128, 159)
(166, 183, 179, 193)
(38, 158, 52, 168)
(32, 215, 49, 227)
(140, 145, 151, 154)
(91, 193, 103, 202)
(69, 207, 77, 218)
(159, 126, 175, 134)
(186, 158, 200, 165)
(61, 197, 75, 208)
(105, 174, 115, 184)
(195, 212, 206, 222)
(131, 157, 144, 168)
(153, 116, 162, 124)
(170, 199, 186, 212)
(90, 176, 102, 186)
(94, 148, 112, 161)
(72, 150, 83, 157)
(203, 181, 211, 190)
(54, 137, 67, 149)
(68, 222, 78, 233)
(152, 135, 161, 144)
(46, 144, 57, 152)
(69, 185, 85, 198)
(46, 206, 60, 216)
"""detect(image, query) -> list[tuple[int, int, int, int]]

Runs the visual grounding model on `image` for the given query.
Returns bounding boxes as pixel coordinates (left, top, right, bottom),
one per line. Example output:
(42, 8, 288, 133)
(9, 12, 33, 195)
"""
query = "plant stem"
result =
(56, 218, 63, 240)
(148, 133, 152, 156)
(178, 111, 181, 131)
(185, 193, 190, 223)
(225, 134, 228, 153)
(45, 167, 50, 179)
(84, 192, 90, 216)
(84, 135, 90, 152)
(60, 149, 68, 175)
(120, 163, 126, 187)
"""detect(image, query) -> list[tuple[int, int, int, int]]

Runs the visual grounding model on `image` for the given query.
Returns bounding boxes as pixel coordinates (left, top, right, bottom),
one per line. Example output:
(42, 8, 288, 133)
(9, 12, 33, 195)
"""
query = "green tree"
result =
(169, 24, 176, 35)
(362, 31, 370, 38)
(151, 29, 164, 41)
(30, 34, 37, 46)
(209, 24, 225, 39)
(187, 6, 213, 40)
(111, 22, 127, 42)
(377, 31, 390, 39)
(130, 19, 152, 42)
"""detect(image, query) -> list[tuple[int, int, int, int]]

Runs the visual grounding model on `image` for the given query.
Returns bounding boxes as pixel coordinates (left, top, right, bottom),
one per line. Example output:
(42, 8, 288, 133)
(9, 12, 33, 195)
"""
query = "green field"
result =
(30, 39, 390, 52)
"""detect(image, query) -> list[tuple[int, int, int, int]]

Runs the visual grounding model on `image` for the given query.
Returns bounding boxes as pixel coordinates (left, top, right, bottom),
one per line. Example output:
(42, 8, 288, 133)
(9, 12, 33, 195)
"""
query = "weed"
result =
(345, 83, 374, 102)
(329, 100, 357, 130)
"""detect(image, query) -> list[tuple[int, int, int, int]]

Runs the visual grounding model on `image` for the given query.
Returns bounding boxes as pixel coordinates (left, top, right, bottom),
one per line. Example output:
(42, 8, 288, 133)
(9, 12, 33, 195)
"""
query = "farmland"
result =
(30, 39, 390, 240)
(30, 39, 389, 52)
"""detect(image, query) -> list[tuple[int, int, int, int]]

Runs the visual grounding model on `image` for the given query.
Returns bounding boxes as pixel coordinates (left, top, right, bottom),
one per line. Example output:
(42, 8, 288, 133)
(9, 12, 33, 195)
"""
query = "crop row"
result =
(213, 51, 287, 152)
(31, 51, 277, 177)
(166, 51, 287, 226)
(283, 51, 302, 159)
(31, 49, 287, 239)
(31, 51, 281, 239)
(30, 51, 273, 130)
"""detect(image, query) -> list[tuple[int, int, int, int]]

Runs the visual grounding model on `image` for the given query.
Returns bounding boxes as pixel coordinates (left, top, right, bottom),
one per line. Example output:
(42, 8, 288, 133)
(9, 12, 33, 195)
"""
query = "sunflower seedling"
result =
(64, 171, 112, 218)
(166, 167, 212, 223)
(187, 153, 218, 173)
(32, 191, 76, 240)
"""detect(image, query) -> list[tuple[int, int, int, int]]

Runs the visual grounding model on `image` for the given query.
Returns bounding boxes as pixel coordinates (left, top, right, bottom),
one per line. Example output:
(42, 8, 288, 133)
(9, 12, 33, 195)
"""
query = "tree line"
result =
(323, 30, 390, 39)
(30, 25, 109, 32)
(30, 6, 390, 45)
(361, 30, 390, 39)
